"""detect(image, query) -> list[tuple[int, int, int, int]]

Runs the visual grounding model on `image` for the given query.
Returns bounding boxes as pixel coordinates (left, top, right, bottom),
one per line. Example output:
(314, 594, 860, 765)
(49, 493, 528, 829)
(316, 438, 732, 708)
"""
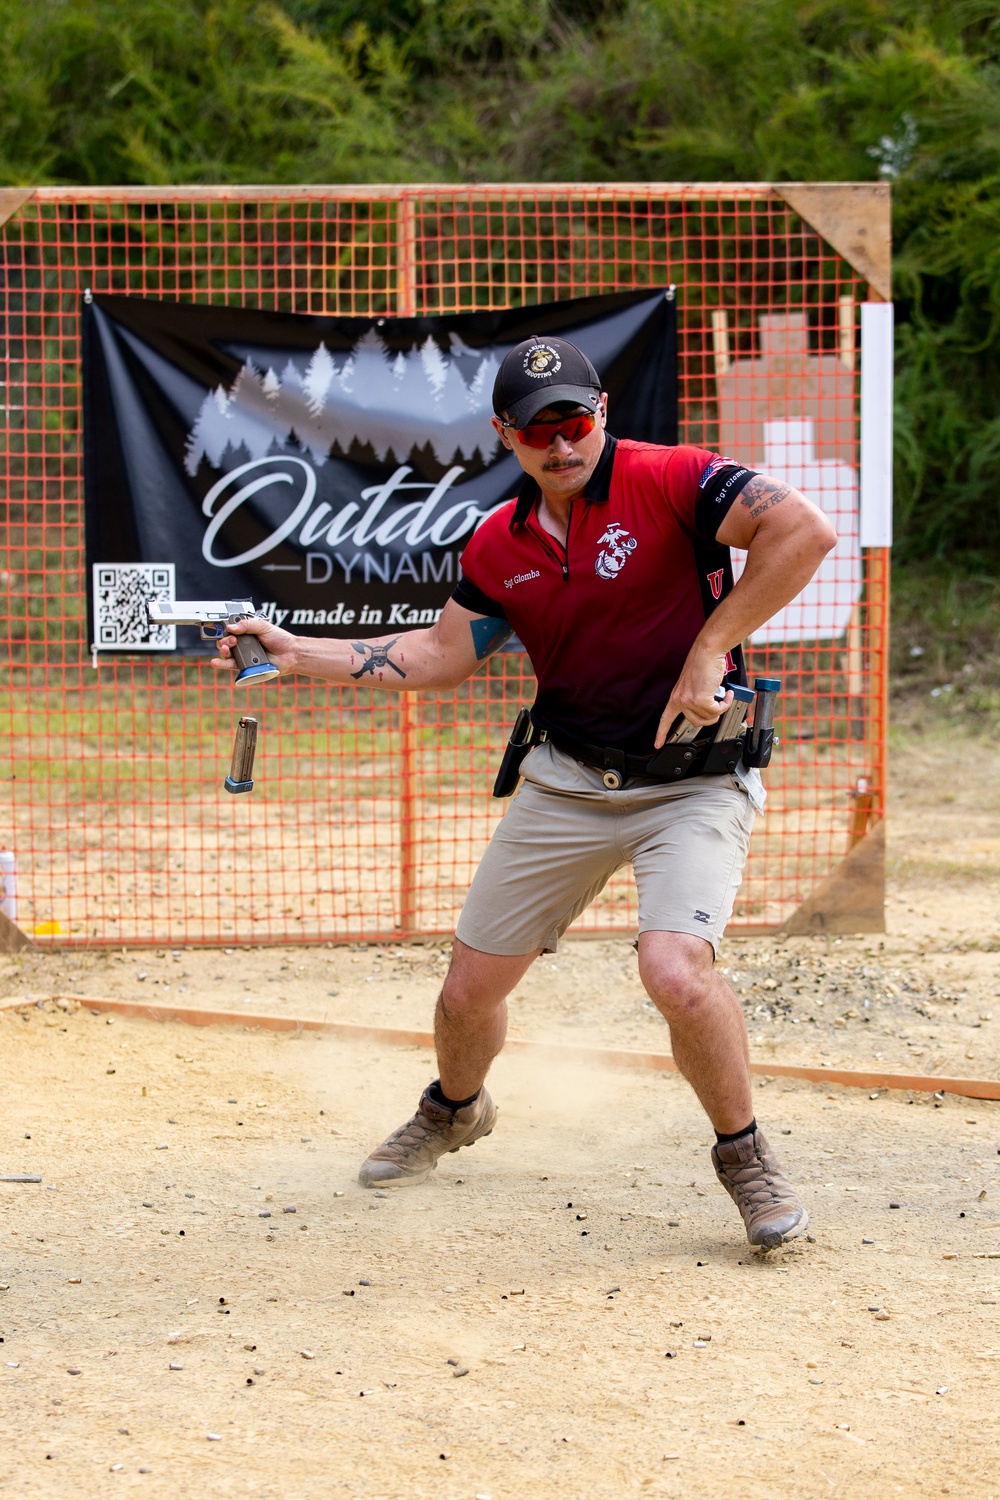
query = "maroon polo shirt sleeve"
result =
(664, 446, 758, 541)
(452, 512, 509, 619)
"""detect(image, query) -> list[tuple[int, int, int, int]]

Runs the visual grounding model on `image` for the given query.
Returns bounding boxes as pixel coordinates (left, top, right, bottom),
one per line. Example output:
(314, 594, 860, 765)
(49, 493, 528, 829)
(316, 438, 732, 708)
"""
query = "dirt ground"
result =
(1, 730, 999, 1499)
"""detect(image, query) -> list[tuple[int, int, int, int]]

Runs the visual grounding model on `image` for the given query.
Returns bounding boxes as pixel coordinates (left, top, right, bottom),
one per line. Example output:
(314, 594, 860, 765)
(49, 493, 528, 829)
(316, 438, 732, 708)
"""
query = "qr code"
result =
(93, 564, 176, 650)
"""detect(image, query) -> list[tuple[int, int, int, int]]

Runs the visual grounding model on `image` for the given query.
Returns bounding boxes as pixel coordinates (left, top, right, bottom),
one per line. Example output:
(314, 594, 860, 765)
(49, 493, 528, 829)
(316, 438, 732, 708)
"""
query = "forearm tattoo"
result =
(350, 638, 406, 681)
(470, 615, 514, 661)
(740, 473, 793, 520)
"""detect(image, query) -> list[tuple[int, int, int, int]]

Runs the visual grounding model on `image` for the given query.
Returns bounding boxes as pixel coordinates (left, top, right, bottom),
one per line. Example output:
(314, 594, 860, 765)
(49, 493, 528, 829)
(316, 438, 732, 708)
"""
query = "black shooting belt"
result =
(542, 722, 746, 790)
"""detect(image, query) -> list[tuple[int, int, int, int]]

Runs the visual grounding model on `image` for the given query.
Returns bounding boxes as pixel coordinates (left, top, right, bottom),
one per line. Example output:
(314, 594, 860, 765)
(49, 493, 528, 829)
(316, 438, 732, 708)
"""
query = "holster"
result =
(645, 733, 748, 781)
(742, 725, 775, 768)
(492, 707, 543, 798)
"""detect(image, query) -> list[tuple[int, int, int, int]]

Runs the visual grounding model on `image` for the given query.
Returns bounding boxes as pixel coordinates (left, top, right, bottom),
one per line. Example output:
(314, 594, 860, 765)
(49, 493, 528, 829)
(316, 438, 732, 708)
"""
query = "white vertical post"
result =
(838, 293, 855, 371)
(711, 308, 730, 375)
(860, 301, 894, 548)
(0, 849, 17, 922)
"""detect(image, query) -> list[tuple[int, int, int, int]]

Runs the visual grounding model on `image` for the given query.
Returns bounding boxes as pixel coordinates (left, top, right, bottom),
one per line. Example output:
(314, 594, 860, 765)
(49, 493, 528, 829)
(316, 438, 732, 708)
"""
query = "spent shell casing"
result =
(225, 716, 258, 794)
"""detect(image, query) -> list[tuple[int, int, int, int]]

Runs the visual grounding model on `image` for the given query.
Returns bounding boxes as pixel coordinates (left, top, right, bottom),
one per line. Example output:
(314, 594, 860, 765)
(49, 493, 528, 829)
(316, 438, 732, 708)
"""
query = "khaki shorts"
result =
(456, 742, 757, 957)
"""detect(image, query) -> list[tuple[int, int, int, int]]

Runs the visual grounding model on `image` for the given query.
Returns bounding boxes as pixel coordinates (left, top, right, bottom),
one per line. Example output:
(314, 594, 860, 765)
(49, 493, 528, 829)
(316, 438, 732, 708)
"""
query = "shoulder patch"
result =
(698, 455, 740, 488)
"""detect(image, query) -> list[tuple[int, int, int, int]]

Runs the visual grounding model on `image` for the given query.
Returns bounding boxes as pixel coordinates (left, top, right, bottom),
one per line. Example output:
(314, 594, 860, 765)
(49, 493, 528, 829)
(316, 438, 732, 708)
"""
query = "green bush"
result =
(1, 0, 998, 561)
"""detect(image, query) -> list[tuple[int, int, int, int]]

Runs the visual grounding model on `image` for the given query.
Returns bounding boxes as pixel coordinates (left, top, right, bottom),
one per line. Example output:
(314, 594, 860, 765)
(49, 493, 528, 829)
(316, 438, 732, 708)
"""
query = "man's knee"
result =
(438, 969, 502, 1021)
(438, 941, 536, 1020)
(638, 932, 716, 1018)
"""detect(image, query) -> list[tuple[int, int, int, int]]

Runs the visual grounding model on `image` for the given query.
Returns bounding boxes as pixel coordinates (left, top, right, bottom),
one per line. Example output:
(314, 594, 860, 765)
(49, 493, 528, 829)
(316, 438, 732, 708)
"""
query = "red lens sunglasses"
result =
(502, 411, 597, 449)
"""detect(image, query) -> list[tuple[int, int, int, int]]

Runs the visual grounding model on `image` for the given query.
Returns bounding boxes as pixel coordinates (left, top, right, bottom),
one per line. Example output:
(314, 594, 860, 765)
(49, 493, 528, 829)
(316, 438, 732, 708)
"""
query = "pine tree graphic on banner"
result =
(184, 330, 501, 474)
(303, 343, 337, 416)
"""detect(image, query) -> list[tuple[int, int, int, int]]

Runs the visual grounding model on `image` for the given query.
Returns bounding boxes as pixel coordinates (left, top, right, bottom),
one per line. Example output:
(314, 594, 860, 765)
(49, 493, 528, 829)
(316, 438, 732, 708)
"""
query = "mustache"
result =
(542, 455, 585, 471)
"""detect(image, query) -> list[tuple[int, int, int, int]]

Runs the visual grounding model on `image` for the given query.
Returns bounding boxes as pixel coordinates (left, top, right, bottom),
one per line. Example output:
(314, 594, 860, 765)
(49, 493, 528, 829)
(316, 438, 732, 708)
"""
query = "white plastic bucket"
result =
(0, 848, 18, 922)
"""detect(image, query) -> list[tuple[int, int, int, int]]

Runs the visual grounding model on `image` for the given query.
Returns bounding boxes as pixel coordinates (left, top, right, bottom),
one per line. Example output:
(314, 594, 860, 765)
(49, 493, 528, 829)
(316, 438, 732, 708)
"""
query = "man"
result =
(215, 335, 836, 1251)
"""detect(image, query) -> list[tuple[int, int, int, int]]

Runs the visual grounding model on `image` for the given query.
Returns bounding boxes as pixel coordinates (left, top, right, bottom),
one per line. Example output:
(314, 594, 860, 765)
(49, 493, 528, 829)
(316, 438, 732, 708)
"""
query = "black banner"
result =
(82, 289, 676, 651)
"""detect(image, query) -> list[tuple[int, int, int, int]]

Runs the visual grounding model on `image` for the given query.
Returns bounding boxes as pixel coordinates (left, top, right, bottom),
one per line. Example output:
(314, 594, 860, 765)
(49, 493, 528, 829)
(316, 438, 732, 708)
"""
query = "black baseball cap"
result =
(492, 336, 602, 427)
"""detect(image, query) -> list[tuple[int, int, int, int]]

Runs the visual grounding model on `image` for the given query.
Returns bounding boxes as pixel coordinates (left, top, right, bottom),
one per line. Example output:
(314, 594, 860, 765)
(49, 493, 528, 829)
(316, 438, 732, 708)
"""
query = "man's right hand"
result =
(211, 616, 300, 676)
(654, 648, 732, 749)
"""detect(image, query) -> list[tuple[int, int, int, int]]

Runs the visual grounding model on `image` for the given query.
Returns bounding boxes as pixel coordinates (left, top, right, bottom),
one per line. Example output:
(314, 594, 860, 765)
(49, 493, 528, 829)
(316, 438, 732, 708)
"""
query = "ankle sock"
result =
(428, 1079, 481, 1112)
(715, 1119, 756, 1146)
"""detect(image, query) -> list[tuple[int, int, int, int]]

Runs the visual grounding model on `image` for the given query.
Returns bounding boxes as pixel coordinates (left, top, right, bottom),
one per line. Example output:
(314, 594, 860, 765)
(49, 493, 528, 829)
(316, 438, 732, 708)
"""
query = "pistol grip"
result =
(232, 632, 279, 685)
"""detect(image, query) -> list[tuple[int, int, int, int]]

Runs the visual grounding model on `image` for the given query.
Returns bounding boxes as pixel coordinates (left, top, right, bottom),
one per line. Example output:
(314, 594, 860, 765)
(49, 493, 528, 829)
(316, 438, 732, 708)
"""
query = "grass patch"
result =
(890, 560, 1000, 738)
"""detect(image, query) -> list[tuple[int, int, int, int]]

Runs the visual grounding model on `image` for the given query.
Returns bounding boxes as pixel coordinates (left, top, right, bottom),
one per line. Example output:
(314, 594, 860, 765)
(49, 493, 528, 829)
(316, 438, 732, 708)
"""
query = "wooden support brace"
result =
(0, 908, 36, 953)
(780, 820, 885, 936)
(778, 183, 891, 300)
(0, 188, 35, 229)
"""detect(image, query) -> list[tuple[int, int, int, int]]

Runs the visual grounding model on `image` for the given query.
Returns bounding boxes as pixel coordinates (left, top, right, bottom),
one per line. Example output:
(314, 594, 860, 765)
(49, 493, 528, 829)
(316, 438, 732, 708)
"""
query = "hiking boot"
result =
(358, 1085, 497, 1188)
(711, 1128, 809, 1250)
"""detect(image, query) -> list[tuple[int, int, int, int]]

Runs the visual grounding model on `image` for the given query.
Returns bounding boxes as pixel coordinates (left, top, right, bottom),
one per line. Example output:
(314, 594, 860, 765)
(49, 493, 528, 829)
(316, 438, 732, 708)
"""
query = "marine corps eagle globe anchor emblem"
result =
(595, 523, 638, 580)
(522, 344, 563, 377)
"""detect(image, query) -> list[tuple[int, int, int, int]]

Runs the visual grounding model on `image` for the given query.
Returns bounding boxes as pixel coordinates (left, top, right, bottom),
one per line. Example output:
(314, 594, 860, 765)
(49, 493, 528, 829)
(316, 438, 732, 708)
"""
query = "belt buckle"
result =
(602, 756, 626, 792)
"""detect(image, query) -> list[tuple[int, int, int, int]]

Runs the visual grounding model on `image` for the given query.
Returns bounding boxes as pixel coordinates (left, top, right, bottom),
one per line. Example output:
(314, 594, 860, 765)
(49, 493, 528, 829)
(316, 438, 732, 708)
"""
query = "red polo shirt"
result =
(452, 435, 756, 752)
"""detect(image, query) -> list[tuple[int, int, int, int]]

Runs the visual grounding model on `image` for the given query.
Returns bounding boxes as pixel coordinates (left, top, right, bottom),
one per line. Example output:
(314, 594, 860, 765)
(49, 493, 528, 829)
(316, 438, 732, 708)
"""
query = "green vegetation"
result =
(890, 559, 1000, 733)
(1, 0, 999, 565)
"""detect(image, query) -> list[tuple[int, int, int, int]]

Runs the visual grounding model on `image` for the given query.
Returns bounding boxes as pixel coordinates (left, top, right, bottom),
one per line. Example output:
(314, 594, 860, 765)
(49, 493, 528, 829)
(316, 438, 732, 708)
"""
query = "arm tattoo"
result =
(739, 474, 793, 519)
(350, 638, 406, 681)
(747, 493, 791, 520)
(470, 615, 514, 661)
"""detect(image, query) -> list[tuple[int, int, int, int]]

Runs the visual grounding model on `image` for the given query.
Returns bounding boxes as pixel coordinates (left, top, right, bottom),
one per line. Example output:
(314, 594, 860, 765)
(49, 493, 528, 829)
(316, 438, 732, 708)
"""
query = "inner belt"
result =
(543, 722, 746, 789)
(544, 727, 651, 781)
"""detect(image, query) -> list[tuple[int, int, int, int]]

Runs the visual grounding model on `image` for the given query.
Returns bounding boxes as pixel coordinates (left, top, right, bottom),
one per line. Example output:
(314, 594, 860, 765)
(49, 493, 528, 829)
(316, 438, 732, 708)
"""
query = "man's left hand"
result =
(654, 651, 732, 749)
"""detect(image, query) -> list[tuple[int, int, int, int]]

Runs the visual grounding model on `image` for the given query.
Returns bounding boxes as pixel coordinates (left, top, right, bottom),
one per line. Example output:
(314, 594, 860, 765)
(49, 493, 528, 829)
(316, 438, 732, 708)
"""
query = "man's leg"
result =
(638, 930, 807, 1249)
(359, 746, 624, 1187)
(358, 940, 537, 1187)
(637, 930, 752, 1132)
(435, 939, 539, 1102)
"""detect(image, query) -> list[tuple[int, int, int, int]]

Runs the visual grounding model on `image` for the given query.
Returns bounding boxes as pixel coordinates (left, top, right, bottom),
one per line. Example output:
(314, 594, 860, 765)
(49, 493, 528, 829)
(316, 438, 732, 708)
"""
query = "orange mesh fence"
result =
(0, 185, 887, 947)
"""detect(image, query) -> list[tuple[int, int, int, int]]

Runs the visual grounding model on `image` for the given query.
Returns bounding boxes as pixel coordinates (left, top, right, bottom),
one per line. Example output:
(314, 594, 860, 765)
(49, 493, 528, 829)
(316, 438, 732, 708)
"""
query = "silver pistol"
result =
(147, 599, 279, 685)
